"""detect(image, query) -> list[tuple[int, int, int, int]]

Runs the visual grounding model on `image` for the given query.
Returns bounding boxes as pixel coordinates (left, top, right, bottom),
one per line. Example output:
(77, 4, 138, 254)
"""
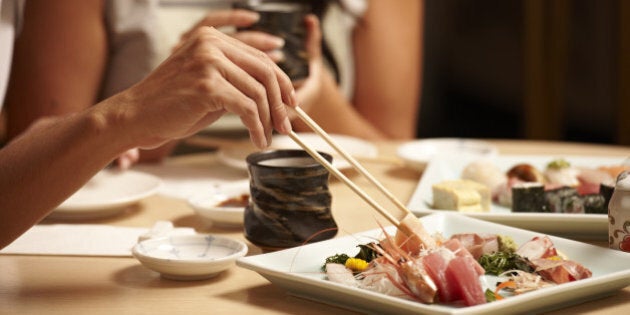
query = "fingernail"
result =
(249, 12, 260, 22)
(272, 37, 285, 47)
(268, 49, 285, 62)
(281, 117, 293, 134)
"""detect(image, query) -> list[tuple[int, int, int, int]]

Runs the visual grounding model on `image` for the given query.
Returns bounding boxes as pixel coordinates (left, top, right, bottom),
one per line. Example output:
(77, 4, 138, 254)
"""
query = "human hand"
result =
(291, 15, 328, 115)
(109, 26, 296, 151)
(176, 9, 285, 60)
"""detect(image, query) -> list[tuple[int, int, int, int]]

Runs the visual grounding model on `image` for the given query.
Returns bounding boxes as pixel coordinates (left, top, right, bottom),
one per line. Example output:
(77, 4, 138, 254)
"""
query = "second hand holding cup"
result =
(234, 0, 310, 82)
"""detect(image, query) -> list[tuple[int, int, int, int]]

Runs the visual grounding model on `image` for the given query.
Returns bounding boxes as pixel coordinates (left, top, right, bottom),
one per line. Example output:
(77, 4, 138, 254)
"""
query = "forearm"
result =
(293, 70, 387, 140)
(0, 100, 132, 249)
(351, 0, 422, 139)
(5, 0, 107, 138)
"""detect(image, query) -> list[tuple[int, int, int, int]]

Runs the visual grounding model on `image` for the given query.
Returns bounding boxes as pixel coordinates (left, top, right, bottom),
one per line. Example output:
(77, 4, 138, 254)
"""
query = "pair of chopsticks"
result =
(289, 107, 411, 228)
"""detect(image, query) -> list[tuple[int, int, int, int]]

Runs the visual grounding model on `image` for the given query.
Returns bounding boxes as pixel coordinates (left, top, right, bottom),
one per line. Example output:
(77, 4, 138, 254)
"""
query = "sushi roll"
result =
(544, 186, 578, 213)
(512, 182, 547, 212)
(562, 194, 606, 214)
(582, 194, 607, 214)
(563, 195, 586, 214)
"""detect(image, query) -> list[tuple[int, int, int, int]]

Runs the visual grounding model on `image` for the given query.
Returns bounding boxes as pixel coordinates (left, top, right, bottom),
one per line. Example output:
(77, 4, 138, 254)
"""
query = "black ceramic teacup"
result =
(244, 149, 337, 250)
(233, 0, 310, 82)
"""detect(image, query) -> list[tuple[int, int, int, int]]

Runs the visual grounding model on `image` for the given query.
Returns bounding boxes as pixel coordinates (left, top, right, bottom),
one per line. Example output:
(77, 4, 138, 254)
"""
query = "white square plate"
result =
(407, 155, 629, 240)
(237, 213, 630, 314)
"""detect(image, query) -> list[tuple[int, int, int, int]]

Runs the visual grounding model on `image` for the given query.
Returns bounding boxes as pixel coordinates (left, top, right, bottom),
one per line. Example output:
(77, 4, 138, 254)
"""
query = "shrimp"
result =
(355, 221, 439, 303)
(395, 213, 439, 255)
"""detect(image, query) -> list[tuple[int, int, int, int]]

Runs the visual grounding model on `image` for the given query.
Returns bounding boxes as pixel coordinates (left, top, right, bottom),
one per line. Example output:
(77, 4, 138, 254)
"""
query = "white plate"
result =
(237, 213, 630, 315)
(188, 182, 250, 227)
(218, 133, 378, 170)
(397, 138, 498, 170)
(407, 154, 629, 240)
(133, 234, 248, 281)
(50, 169, 161, 219)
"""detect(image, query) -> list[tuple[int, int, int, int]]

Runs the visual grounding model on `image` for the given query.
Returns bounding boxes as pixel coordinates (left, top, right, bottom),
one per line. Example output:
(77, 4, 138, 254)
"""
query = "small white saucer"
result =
(187, 184, 250, 227)
(132, 234, 248, 281)
(397, 138, 498, 170)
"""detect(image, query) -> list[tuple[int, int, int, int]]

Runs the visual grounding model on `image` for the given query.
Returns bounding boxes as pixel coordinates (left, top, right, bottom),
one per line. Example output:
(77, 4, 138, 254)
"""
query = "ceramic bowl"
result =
(187, 185, 250, 227)
(132, 234, 248, 280)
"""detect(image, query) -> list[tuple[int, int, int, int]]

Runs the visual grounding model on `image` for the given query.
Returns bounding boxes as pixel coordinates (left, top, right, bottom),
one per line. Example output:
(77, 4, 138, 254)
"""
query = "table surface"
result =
(1, 139, 630, 314)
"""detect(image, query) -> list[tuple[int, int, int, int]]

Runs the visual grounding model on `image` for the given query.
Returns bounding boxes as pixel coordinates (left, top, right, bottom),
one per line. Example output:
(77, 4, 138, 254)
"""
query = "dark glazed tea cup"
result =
(233, 0, 310, 82)
(244, 149, 337, 250)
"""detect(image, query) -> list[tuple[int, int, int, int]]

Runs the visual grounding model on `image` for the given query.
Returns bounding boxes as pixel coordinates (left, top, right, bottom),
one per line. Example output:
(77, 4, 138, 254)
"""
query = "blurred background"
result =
(0, 0, 627, 146)
(418, 0, 629, 145)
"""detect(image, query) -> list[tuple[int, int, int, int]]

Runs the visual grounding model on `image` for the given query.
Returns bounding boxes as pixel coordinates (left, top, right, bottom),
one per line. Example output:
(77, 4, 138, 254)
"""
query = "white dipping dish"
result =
(397, 138, 498, 170)
(188, 185, 250, 227)
(132, 234, 248, 280)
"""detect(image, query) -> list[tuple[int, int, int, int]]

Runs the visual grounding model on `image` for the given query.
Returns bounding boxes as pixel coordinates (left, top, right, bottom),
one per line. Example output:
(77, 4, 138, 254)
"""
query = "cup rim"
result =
(233, 1, 310, 13)
(245, 149, 332, 169)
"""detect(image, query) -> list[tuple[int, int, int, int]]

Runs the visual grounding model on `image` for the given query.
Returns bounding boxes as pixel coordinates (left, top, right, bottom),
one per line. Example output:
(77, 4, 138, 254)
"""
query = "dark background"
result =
(417, 0, 628, 145)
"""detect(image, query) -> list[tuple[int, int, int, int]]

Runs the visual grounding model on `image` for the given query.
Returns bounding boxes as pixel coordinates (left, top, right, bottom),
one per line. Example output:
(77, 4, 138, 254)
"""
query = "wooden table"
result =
(1, 140, 629, 314)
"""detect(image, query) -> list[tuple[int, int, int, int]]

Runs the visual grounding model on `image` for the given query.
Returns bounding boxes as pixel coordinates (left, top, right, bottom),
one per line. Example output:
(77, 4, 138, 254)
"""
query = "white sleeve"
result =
(0, 0, 23, 107)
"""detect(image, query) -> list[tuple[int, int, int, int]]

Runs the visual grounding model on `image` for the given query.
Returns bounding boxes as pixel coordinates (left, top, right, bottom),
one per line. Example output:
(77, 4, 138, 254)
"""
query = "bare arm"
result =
(0, 27, 296, 249)
(352, 0, 423, 139)
(0, 109, 127, 249)
(293, 0, 422, 140)
(5, 0, 107, 139)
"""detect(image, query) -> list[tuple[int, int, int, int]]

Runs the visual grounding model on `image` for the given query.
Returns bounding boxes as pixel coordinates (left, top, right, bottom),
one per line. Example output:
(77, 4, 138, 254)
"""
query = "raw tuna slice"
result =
(445, 256, 486, 306)
(442, 238, 485, 276)
(423, 250, 457, 302)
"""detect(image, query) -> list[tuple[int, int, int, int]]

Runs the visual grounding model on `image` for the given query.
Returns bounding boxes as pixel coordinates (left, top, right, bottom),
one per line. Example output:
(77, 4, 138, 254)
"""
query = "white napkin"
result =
(0, 223, 195, 257)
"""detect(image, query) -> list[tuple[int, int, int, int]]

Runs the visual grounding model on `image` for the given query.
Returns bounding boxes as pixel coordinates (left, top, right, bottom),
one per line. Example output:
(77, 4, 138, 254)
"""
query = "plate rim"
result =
(406, 154, 628, 239)
(397, 138, 499, 165)
(53, 169, 162, 213)
(237, 213, 630, 315)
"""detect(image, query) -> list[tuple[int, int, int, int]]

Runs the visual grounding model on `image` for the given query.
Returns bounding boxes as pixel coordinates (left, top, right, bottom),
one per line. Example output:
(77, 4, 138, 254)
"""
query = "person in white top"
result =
(4, 0, 422, 163)
(0, 0, 297, 249)
(157, 0, 423, 141)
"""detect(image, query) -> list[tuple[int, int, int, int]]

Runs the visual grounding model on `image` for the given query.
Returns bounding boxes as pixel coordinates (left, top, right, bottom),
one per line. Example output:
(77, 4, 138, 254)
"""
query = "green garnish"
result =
(485, 289, 497, 302)
(354, 243, 379, 262)
(478, 251, 533, 275)
(322, 253, 350, 271)
(497, 235, 517, 253)
(322, 243, 380, 272)
(547, 159, 571, 169)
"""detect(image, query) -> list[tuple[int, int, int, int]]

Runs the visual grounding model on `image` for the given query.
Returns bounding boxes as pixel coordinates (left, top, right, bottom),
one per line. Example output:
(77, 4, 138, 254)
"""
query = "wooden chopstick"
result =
(288, 131, 400, 227)
(291, 107, 413, 216)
